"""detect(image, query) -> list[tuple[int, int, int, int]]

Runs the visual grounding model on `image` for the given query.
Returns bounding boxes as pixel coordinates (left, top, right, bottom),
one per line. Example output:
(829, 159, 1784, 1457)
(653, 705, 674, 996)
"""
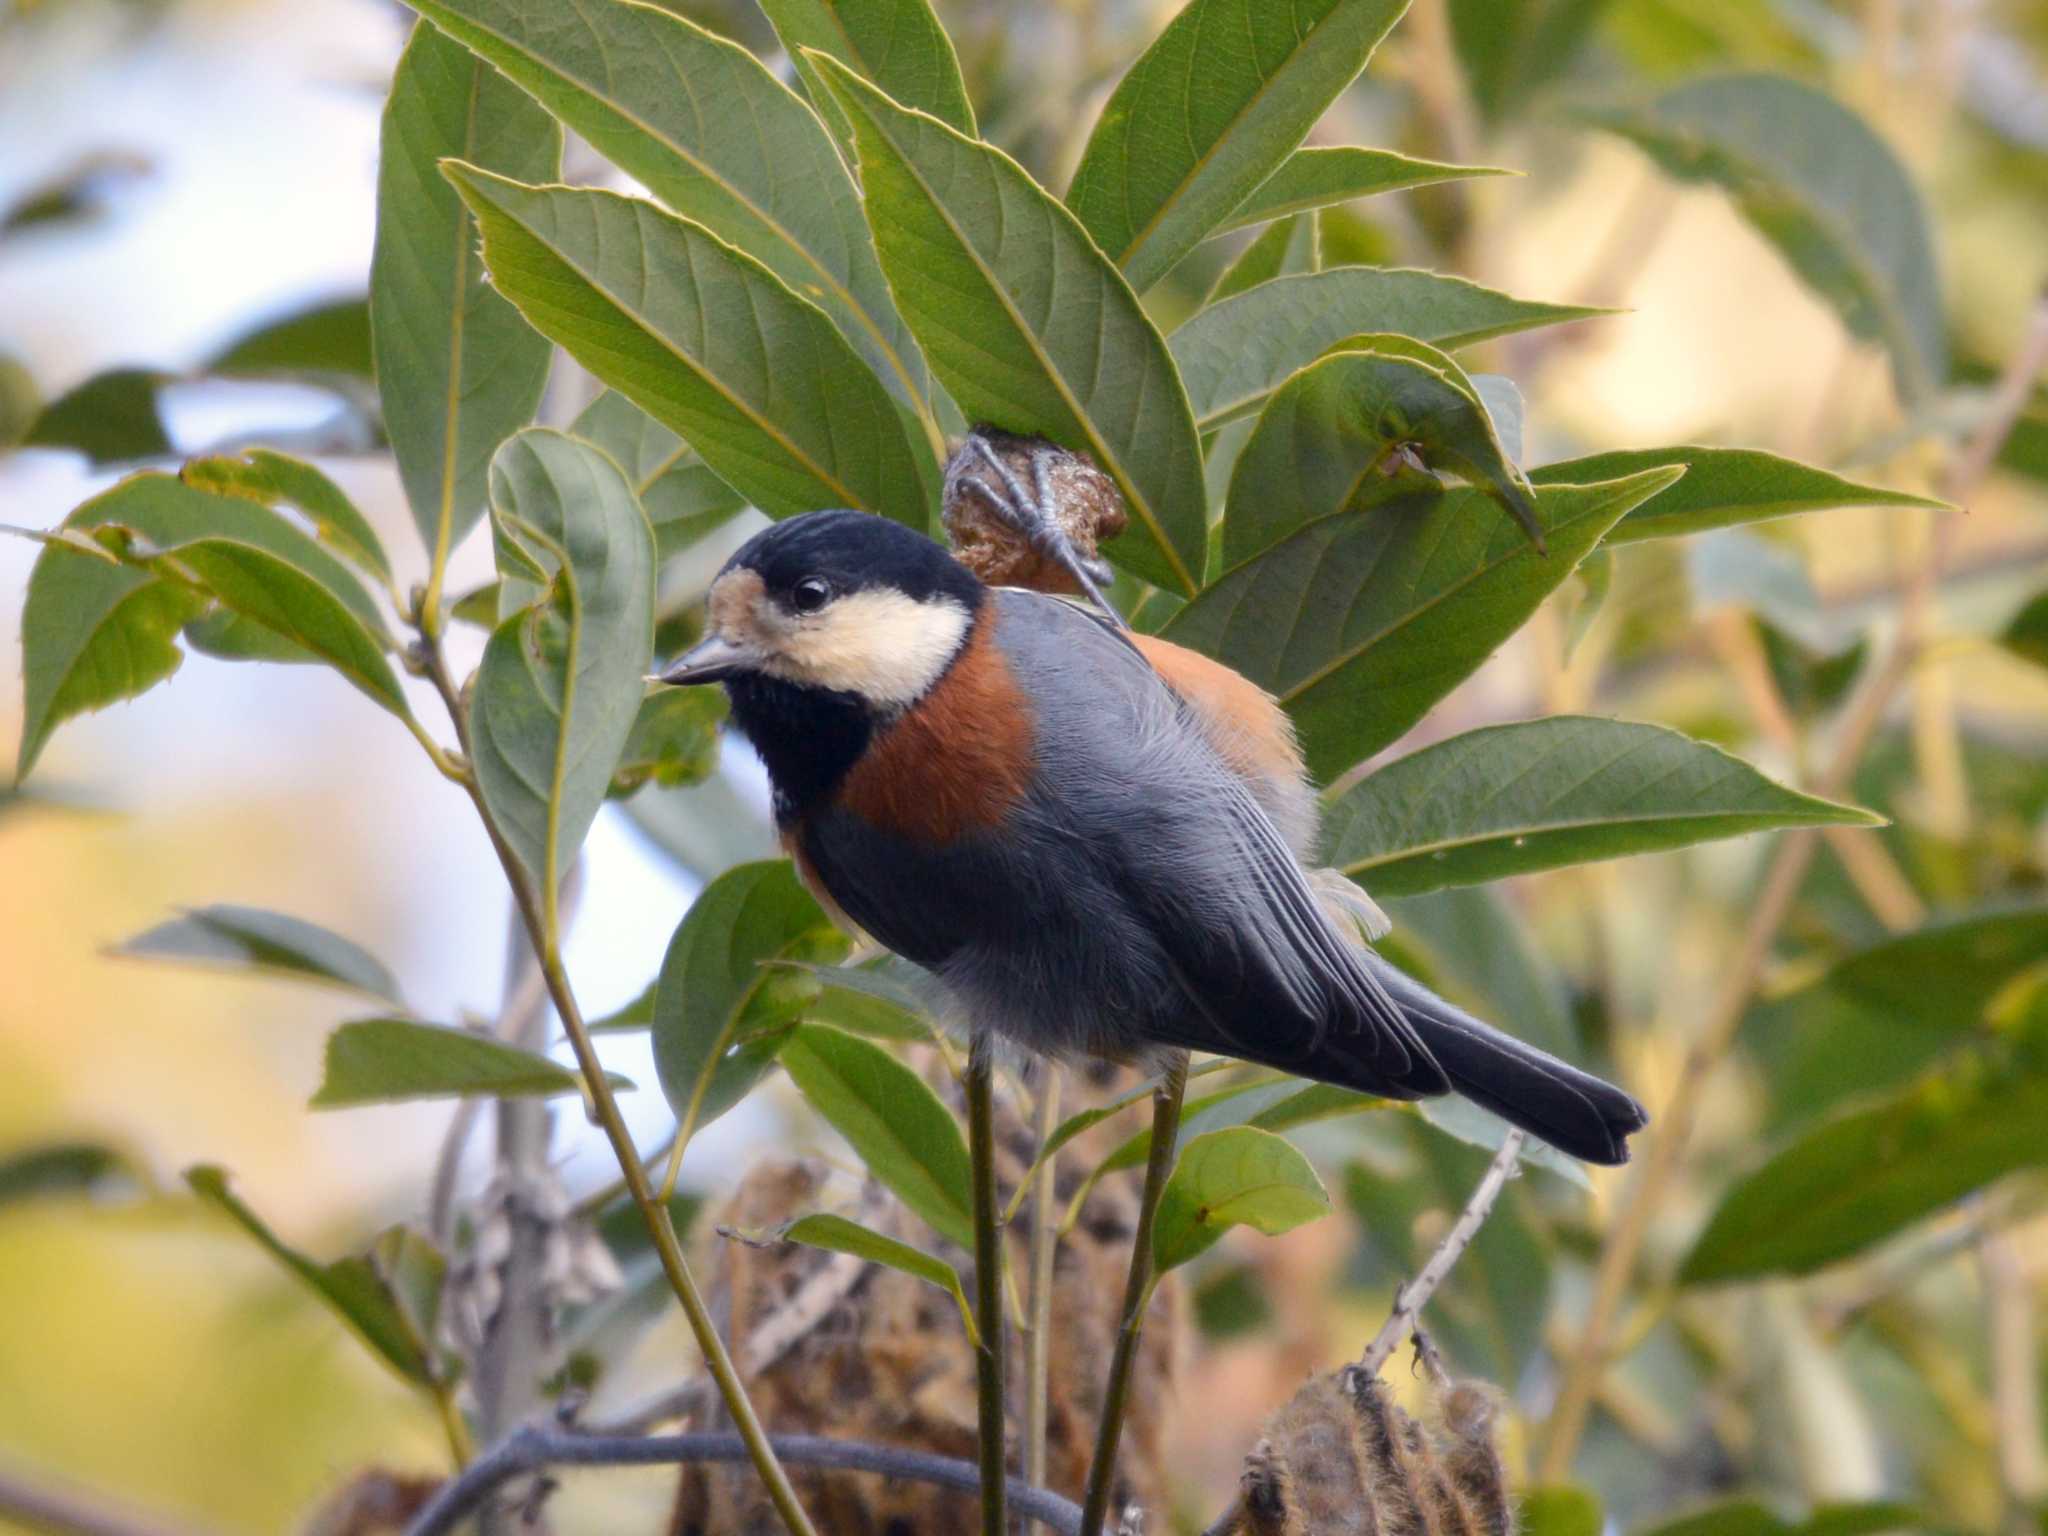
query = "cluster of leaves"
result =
(9, 0, 2045, 1530)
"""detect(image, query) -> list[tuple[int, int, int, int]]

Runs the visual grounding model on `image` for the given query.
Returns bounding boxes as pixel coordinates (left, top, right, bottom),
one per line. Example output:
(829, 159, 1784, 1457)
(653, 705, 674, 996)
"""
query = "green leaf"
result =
(622, 771, 780, 881)
(447, 167, 931, 528)
(470, 429, 656, 894)
(0, 1142, 149, 1208)
(2001, 588, 2048, 671)
(1220, 146, 1511, 232)
(180, 449, 393, 583)
(22, 368, 174, 465)
(370, 19, 560, 570)
(780, 1024, 973, 1248)
(1683, 1023, 2048, 1282)
(758, 0, 976, 140)
(311, 1016, 619, 1106)
(1068, 0, 1407, 294)
(1528, 445, 1946, 545)
(773, 1212, 978, 1346)
(1418, 1094, 1591, 1190)
(16, 475, 406, 778)
(408, 0, 934, 422)
(186, 1165, 435, 1384)
(784, 958, 935, 1041)
(1449, 0, 1608, 124)
(653, 860, 849, 1146)
(209, 297, 374, 380)
(1173, 268, 1603, 433)
(811, 53, 1209, 595)
(1585, 75, 1944, 403)
(114, 904, 403, 1004)
(1381, 885, 1578, 1058)
(1744, 906, 2048, 1131)
(570, 391, 747, 559)
(1322, 716, 1879, 895)
(1207, 213, 1316, 304)
(1632, 1501, 1920, 1536)
(1520, 1487, 1606, 1536)
(1099, 1076, 1382, 1187)
(1221, 336, 1536, 566)
(610, 687, 728, 797)
(1151, 1126, 1330, 1274)
(1164, 469, 1683, 779)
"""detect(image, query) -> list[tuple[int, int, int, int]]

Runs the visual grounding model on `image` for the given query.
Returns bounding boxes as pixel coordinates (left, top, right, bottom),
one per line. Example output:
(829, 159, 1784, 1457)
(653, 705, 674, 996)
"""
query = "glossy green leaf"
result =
(408, 0, 933, 422)
(16, 475, 405, 778)
(210, 297, 374, 380)
(1152, 1126, 1330, 1274)
(1585, 74, 1944, 403)
(780, 1023, 973, 1248)
(653, 860, 849, 1146)
(783, 957, 935, 1041)
(1682, 1023, 2048, 1283)
(311, 1016, 619, 1106)
(180, 449, 393, 583)
(1164, 469, 1683, 779)
(1745, 906, 2048, 1131)
(758, 0, 976, 140)
(2001, 588, 2048, 671)
(1323, 716, 1879, 895)
(370, 19, 559, 569)
(470, 430, 656, 894)
(1221, 146, 1511, 231)
(21, 368, 173, 465)
(1381, 885, 1577, 1058)
(812, 53, 1209, 595)
(610, 687, 728, 797)
(570, 390, 747, 559)
(1221, 336, 1535, 565)
(0, 1142, 149, 1208)
(448, 167, 929, 528)
(1101, 1076, 1381, 1185)
(115, 904, 403, 1004)
(1173, 268, 1604, 432)
(622, 771, 780, 881)
(186, 1165, 435, 1384)
(1527, 445, 1946, 545)
(1632, 1500, 1920, 1536)
(1068, 0, 1407, 293)
(1207, 213, 1316, 304)
(1520, 1487, 1605, 1536)
(774, 1212, 978, 1345)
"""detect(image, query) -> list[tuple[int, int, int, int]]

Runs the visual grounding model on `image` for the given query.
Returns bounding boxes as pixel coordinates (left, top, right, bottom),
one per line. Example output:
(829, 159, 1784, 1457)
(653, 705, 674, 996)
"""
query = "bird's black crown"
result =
(724, 509, 983, 613)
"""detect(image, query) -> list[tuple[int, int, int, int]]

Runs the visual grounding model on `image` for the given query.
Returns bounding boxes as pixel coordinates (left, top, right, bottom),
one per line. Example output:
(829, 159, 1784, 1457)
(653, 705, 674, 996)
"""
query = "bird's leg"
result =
(1077, 1050, 1189, 1536)
(964, 1033, 1009, 1536)
(958, 433, 1128, 628)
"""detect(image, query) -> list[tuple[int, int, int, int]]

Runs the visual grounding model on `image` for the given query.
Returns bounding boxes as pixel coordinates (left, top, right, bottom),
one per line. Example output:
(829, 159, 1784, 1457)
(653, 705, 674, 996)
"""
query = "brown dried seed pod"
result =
(1211, 1356, 1514, 1536)
(671, 1054, 1179, 1535)
(941, 429, 1127, 593)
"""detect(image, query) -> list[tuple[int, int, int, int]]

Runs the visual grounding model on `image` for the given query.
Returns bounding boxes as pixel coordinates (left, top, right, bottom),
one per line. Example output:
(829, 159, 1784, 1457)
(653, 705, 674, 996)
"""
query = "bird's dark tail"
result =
(1351, 952, 1647, 1165)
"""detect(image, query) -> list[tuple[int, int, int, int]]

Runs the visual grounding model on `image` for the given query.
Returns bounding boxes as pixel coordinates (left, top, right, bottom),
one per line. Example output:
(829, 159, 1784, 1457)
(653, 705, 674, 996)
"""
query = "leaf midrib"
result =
(1335, 805, 1854, 876)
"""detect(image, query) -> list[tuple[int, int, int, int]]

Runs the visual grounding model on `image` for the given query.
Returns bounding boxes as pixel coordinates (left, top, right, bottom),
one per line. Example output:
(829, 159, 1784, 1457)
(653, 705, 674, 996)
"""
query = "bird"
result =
(657, 507, 1647, 1165)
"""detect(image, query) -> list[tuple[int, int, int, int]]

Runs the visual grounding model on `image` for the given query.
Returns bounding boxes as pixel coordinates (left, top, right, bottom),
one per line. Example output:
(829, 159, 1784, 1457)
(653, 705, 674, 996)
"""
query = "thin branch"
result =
(0, 1461, 206, 1536)
(409, 627, 819, 1536)
(1359, 1130, 1526, 1378)
(1981, 1231, 2048, 1520)
(1077, 1052, 1188, 1536)
(1538, 283, 2048, 1483)
(404, 1427, 1083, 1536)
(967, 1034, 1011, 1536)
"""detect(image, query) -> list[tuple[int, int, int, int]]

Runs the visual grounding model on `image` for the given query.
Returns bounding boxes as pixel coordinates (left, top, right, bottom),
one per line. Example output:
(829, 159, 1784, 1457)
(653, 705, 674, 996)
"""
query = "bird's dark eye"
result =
(791, 576, 833, 614)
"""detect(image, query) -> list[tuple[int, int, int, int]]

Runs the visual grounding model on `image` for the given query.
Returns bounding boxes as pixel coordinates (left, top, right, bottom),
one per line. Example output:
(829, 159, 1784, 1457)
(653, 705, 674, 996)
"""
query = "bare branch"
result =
(1359, 1131, 1526, 1378)
(403, 1427, 1084, 1536)
(0, 1459, 207, 1536)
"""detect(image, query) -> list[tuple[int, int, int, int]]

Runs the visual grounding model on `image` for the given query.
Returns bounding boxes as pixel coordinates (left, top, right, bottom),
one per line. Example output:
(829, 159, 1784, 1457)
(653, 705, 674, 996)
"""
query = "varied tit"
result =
(659, 512, 1647, 1165)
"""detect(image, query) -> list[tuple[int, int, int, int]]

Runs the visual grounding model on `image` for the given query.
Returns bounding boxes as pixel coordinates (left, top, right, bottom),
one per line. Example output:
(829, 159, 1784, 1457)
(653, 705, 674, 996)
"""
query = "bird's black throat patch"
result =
(723, 673, 874, 825)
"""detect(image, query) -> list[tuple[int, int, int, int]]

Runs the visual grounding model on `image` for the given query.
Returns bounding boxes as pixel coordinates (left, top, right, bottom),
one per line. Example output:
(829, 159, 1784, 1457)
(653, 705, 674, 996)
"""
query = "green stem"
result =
(416, 635, 820, 1536)
(966, 1034, 1009, 1536)
(1076, 1052, 1187, 1536)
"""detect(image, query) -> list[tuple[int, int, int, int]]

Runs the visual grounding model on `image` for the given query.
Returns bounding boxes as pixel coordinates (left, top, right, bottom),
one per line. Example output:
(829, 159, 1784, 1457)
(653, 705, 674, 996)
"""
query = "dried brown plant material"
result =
(941, 428, 1127, 594)
(1214, 1354, 1513, 1536)
(300, 1469, 442, 1536)
(671, 1055, 1180, 1535)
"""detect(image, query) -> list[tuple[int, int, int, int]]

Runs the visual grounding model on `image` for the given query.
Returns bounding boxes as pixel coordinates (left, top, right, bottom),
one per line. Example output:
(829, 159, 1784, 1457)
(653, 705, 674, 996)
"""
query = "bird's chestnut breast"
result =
(833, 607, 1036, 843)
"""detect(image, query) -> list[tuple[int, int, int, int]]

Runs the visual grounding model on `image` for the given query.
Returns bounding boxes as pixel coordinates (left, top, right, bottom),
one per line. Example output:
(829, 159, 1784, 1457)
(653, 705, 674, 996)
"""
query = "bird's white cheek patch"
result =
(778, 591, 971, 707)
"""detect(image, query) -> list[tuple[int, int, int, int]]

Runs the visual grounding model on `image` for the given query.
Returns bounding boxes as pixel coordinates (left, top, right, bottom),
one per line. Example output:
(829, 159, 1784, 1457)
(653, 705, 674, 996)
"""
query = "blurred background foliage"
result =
(2, 0, 2047, 1532)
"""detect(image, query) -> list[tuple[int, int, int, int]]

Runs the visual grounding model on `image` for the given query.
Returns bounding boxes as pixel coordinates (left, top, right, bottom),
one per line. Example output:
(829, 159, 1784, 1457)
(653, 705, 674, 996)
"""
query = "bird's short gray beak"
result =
(655, 632, 755, 686)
